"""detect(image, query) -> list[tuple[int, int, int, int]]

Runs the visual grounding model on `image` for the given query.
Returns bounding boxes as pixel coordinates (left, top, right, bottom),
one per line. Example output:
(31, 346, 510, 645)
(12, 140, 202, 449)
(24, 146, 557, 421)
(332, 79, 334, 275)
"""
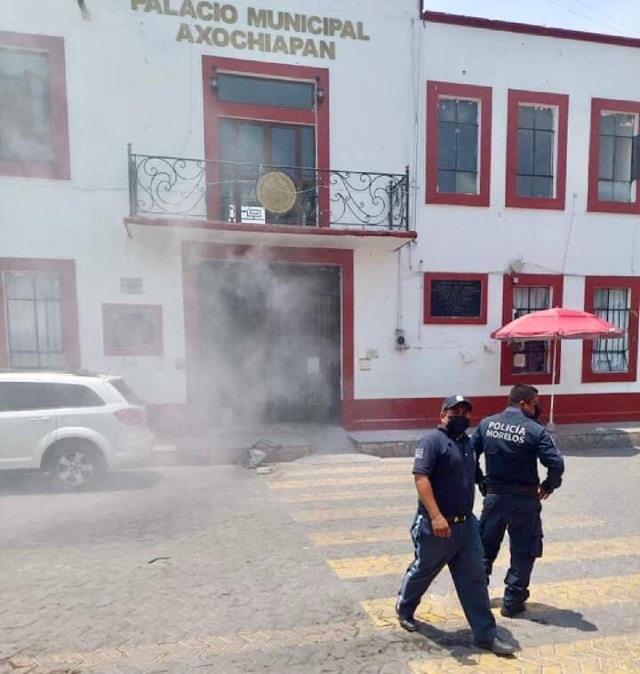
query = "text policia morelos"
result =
(130, 1, 371, 60)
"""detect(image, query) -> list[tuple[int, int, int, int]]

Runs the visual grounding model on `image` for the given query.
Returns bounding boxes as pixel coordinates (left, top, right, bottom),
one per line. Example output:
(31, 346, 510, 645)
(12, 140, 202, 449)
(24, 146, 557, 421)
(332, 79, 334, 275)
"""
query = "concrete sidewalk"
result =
(152, 420, 640, 465)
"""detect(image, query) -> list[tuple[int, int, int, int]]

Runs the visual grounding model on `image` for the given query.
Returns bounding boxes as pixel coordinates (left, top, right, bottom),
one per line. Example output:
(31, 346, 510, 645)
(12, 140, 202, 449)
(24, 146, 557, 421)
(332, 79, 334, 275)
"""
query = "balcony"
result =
(126, 148, 411, 235)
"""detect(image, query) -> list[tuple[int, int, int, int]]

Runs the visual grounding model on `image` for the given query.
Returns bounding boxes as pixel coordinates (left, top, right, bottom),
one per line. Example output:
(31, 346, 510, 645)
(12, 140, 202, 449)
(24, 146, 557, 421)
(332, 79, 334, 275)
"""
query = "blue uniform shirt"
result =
(412, 427, 476, 518)
(470, 406, 565, 493)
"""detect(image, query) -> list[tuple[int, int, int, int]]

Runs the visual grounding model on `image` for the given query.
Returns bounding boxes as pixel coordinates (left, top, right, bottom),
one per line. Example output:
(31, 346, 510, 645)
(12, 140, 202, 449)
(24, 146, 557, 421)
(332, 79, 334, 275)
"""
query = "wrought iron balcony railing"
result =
(127, 147, 409, 231)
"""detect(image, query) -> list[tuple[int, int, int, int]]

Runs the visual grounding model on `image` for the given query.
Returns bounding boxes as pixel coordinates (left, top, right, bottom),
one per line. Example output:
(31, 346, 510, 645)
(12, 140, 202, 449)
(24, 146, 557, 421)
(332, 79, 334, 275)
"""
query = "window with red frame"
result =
(0, 32, 70, 180)
(582, 277, 639, 383)
(203, 58, 329, 227)
(426, 81, 492, 207)
(505, 90, 568, 210)
(588, 98, 640, 214)
(500, 274, 563, 386)
(0, 258, 79, 370)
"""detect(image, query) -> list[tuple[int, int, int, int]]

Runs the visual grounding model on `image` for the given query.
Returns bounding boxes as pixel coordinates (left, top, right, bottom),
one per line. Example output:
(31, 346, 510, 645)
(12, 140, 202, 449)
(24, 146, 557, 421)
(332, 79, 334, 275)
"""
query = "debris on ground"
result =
(244, 439, 282, 469)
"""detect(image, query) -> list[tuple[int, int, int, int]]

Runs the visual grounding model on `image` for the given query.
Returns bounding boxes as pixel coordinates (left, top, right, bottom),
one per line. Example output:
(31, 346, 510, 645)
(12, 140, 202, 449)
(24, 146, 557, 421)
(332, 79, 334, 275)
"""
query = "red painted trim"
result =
(201, 56, 330, 226)
(582, 276, 639, 383)
(181, 242, 354, 429)
(422, 10, 640, 51)
(587, 97, 640, 215)
(505, 89, 569, 210)
(102, 304, 164, 357)
(0, 258, 79, 369)
(0, 32, 70, 181)
(343, 391, 640, 430)
(124, 216, 416, 242)
(426, 81, 492, 207)
(423, 272, 488, 325)
(499, 274, 564, 386)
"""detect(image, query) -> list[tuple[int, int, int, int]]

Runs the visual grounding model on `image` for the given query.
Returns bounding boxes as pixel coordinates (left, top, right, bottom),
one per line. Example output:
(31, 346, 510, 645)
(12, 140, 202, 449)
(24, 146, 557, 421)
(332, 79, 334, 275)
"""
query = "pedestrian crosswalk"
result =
(268, 458, 640, 672)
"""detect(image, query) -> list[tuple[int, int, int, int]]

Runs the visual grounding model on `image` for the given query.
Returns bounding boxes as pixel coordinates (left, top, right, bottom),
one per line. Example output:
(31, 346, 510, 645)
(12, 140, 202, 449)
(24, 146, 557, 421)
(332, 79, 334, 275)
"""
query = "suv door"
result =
(53, 384, 109, 445)
(0, 382, 58, 469)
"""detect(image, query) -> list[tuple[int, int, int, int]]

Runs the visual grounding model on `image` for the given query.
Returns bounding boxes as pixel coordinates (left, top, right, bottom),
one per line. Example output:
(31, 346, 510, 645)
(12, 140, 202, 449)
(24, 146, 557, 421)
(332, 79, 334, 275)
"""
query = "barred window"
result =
(3, 272, 66, 369)
(511, 287, 550, 374)
(592, 288, 630, 372)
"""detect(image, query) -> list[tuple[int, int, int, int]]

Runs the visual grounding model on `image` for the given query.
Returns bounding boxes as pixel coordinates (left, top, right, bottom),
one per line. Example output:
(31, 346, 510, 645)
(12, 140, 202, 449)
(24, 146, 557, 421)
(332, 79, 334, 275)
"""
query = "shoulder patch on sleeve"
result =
(415, 446, 424, 459)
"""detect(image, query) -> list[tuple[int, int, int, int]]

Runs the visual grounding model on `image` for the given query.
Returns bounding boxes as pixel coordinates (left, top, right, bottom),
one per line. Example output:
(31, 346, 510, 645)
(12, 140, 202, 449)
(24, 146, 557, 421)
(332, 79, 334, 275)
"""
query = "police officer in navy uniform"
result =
(396, 395, 516, 655)
(471, 384, 565, 618)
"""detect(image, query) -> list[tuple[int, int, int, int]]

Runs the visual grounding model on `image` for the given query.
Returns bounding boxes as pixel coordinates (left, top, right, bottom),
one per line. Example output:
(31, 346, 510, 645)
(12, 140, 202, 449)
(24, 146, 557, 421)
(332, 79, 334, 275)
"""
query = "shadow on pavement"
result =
(408, 623, 520, 660)
(490, 598, 597, 631)
(0, 469, 164, 497)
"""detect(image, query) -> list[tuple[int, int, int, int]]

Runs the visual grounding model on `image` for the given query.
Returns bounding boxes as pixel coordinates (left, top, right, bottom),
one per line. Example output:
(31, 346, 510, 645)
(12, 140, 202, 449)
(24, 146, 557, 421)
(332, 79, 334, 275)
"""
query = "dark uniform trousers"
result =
(397, 512, 496, 644)
(479, 493, 543, 612)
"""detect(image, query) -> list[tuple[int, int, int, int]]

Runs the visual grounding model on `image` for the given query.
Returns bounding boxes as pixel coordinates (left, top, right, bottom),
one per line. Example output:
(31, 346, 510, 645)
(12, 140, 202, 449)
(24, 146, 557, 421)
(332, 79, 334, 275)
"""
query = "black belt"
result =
(448, 514, 470, 523)
(486, 486, 538, 496)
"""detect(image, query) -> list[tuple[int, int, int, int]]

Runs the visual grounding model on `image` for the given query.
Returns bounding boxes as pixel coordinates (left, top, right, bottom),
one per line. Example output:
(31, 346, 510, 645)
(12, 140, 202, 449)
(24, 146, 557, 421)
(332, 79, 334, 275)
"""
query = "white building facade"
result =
(1, 2, 639, 434)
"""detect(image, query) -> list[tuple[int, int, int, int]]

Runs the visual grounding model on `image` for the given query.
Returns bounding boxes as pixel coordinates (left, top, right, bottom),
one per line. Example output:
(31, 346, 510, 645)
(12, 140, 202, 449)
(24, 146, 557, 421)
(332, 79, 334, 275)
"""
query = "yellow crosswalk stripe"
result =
(268, 474, 412, 490)
(271, 462, 412, 479)
(361, 573, 640, 628)
(293, 505, 411, 522)
(309, 515, 605, 546)
(279, 487, 413, 503)
(328, 535, 640, 579)
(409, 632, 640, 674)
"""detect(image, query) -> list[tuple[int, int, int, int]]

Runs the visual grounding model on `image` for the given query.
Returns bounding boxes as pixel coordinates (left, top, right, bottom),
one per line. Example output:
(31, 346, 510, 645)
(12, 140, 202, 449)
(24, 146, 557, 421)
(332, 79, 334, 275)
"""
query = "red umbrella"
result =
(492, 307, 624, 427)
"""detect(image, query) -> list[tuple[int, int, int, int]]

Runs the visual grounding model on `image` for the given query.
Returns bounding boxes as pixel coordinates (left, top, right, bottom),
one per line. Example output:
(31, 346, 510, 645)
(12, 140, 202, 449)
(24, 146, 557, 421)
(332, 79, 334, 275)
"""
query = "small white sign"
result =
(513, 353, 526, 368)
(120, 277, 143, 295)
(228, 205, 266, 224)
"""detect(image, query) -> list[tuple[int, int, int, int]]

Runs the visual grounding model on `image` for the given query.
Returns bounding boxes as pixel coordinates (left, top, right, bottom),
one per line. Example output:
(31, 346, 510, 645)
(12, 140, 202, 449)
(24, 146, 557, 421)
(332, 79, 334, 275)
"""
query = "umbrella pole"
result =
(548, 337, 558, 431)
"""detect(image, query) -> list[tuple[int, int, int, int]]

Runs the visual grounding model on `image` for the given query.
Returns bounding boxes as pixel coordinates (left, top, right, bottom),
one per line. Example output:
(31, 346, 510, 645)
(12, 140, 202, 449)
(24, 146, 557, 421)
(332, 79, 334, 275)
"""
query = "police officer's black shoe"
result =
(500, 605, 526, 618)
(474, 637, 518, 656)
(396, 613, 419, 632)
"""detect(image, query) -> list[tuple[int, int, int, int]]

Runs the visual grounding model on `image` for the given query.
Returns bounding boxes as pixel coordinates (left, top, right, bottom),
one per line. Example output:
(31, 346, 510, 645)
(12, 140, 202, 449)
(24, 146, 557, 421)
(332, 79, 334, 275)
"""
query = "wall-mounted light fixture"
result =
(209, 74, 219, 94)
(315, 77, 325, 103)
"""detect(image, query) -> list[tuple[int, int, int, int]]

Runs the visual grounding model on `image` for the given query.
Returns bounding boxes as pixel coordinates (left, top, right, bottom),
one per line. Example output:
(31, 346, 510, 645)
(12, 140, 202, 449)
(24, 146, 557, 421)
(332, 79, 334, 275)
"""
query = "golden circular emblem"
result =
(256, 171, 297, 214)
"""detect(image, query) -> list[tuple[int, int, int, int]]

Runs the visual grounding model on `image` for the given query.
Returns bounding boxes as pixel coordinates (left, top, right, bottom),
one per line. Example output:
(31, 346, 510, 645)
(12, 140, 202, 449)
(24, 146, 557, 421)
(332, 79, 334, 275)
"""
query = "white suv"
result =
(0, 371, 154, 490)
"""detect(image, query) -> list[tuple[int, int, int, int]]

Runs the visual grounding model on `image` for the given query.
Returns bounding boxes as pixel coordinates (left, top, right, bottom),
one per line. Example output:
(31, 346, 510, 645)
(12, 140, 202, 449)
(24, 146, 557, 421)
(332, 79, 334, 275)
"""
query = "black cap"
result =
(441, 395, 473, 413)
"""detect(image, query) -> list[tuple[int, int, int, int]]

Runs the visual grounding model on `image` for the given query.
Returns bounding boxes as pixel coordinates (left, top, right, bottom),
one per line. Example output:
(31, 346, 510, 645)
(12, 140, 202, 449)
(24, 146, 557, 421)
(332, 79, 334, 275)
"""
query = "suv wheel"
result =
(46, 441, 106, 491)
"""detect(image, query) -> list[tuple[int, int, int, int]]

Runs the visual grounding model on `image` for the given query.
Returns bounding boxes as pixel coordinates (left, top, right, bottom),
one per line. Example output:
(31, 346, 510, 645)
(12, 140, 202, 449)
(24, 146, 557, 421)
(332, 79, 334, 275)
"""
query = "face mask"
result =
(523, 403, 541, 421)
(447, 416, 470, 437)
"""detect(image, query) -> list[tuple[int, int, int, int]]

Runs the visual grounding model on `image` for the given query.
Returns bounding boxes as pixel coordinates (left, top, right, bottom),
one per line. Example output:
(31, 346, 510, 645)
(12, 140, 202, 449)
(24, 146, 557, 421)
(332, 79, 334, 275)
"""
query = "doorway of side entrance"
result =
(197, 260, 342, 426)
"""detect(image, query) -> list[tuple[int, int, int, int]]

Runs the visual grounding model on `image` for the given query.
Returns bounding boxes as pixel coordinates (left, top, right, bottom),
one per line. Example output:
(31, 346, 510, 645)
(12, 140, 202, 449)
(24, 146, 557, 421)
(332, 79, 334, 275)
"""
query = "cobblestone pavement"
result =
(0, 446, 639, 673)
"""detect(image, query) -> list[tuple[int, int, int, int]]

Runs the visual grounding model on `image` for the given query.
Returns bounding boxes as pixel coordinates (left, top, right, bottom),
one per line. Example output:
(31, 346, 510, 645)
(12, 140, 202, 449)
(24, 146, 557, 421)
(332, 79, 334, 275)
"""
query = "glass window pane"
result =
(456, 100, 478, 124)
(438, 99, 456, 122)
(598, 180, 614, 201)
(217, 74, 314, 109)
(457, 125, 478, 172)
(7, 300, 38, 351)
(518, 106, 534, 129)
(437, 170, 456, 193)
(300, 127, 315, 169)
(46, 301, 63, 351)
(534, 107, 554, 131)
(35, 274, 61, 300)
(456, 172, 478, 194)
(111, 312, 159, 349)
(613, 137, 632, 181)
(0, 48, 53, 163)
(599, 135, 614, 180)
(4, 273, 35, 300)
(438, 123, 457, 170)
(517, 129, 534, 174)
(532, 176, 553, 198)
(238, 123, 265, 165)
(218, 118, 236, 162)
(600, 113, 615, 136)
(516, 175, 533, 197)
(614, 113, 635, 137)
(534, 130, 554, 176)
(612, 180, 632, 202)
(270, 127, 296, 168)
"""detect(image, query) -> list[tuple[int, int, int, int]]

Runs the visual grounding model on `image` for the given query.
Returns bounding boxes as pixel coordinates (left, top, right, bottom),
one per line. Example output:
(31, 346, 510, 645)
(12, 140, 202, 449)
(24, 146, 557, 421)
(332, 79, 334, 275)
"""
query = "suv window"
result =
(108, 378, 143, 405)
(0, 382, 58, 411)
(53, 384, 105, 408)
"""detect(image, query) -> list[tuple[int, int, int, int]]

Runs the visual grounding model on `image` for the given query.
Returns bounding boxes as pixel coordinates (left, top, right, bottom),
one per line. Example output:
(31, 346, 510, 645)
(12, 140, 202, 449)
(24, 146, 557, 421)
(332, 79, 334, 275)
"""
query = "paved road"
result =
(0, 446, 639, 673)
